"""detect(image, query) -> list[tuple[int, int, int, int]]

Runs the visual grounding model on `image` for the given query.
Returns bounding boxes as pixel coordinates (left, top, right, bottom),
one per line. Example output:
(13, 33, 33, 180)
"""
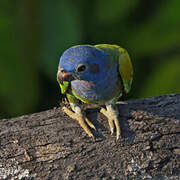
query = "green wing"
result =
(94, 44, 133, 94)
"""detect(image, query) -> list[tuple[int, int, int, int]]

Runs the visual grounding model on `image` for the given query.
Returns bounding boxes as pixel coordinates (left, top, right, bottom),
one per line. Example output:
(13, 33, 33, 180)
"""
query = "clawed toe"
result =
(100, 105, 121, 140)
(62, 105, 120, 140)
(62, 106, 95, 137)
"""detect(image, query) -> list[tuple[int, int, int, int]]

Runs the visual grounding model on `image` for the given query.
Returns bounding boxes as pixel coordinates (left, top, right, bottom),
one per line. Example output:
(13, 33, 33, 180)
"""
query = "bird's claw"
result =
(100, 107, 121, 140)
(62, 106, 95, 138)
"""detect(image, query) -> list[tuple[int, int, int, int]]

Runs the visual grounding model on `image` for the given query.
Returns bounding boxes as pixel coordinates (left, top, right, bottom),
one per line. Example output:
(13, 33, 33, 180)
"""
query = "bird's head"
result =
(57, 45, 107, 85)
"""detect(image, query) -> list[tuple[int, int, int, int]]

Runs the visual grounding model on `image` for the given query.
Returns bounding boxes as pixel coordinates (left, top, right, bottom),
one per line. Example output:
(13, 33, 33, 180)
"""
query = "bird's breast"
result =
(71, 76, 122, 104)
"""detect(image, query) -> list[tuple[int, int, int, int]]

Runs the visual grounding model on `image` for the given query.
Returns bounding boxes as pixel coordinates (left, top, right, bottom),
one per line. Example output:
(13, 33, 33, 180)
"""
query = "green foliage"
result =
(0, 1, 39, 117)
(127, 0, 180, 56)
(39, 0, 82, 80)
(0, 0, 180, 118)
(140, 56, 180, 97)
(96, 0, 138, 23)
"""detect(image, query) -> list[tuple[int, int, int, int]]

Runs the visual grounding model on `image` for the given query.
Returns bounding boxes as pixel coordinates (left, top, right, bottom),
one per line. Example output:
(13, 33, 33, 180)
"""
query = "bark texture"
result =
(0, 94, 180, 180)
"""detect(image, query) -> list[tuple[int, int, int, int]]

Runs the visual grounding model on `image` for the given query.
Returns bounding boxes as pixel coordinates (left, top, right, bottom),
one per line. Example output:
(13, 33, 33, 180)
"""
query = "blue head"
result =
(58, 45, 108, 82)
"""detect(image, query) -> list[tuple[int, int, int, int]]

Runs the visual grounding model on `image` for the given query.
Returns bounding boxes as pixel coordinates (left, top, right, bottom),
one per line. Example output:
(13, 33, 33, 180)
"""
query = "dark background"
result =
(0, 0, 180, 118)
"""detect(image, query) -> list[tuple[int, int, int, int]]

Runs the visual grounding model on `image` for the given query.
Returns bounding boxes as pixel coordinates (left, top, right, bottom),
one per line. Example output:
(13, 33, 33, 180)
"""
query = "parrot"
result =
(57, 44, 133, 140)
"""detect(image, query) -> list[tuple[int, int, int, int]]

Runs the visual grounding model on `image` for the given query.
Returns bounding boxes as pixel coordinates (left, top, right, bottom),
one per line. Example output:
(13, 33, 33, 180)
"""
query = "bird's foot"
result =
(100, 105, 121, 140)
(62, 106, 96, 138)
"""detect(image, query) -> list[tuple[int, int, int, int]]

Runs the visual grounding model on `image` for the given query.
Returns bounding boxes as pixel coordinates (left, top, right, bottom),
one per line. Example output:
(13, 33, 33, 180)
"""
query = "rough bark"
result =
(0, 94, 180, 180)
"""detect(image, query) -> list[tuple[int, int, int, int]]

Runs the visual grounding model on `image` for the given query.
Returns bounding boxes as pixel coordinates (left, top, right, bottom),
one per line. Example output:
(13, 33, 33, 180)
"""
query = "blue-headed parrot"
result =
(57, 44, 133, 139)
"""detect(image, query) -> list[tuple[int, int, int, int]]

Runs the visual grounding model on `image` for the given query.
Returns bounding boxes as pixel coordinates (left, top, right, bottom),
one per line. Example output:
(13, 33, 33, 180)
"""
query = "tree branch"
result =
(0, 94, 180, 179)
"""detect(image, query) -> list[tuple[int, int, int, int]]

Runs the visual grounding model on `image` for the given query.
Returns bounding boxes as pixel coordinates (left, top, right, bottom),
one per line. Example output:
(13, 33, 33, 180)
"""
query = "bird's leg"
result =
(100, 104, 120, 140)
(62, 103, 96, 137)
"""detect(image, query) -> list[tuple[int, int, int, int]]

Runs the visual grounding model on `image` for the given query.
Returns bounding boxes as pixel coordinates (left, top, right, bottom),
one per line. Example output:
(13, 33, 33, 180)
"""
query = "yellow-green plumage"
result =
(59, 81, 69, 94)
(95, 44, 133, 94)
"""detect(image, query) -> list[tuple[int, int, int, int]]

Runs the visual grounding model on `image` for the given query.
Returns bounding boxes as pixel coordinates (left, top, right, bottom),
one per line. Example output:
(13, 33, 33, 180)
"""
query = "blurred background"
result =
(0, 0, 180, 118)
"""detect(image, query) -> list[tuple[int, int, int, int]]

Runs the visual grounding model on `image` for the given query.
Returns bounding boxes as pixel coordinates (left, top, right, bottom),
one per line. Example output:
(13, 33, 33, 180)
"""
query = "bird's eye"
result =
(76, 64, 87, 73)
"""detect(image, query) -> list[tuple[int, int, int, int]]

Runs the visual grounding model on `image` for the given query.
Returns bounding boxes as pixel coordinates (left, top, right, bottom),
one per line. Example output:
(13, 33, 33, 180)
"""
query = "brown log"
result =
(0, 94, 180, 179)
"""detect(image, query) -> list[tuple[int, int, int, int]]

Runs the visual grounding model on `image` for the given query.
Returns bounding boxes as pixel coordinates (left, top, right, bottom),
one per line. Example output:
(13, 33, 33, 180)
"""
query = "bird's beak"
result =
(57, 68, 74, 84)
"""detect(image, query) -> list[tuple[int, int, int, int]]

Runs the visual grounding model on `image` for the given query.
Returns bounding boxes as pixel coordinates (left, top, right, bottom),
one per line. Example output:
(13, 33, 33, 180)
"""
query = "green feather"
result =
(60, 81, 69, 94)
(94, 44, 133, 94)
(66, 92, 78, 104)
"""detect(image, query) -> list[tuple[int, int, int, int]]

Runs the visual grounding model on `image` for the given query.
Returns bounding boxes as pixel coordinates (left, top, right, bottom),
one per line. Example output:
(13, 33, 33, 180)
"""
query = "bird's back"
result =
(94, 44, 133, 94)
